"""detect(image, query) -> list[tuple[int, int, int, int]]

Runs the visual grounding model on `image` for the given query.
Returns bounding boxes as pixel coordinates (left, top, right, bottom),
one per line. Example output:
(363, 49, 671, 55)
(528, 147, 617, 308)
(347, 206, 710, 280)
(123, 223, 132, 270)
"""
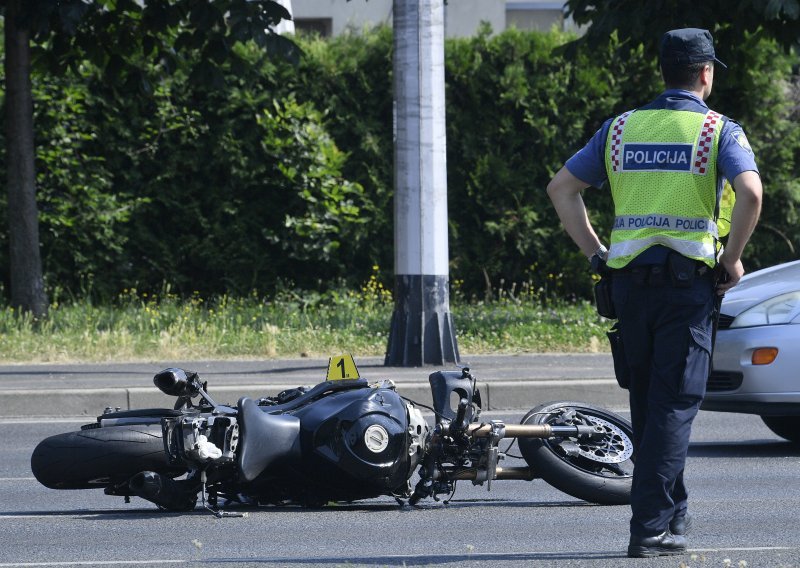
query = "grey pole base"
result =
(385, 274, 460, 367)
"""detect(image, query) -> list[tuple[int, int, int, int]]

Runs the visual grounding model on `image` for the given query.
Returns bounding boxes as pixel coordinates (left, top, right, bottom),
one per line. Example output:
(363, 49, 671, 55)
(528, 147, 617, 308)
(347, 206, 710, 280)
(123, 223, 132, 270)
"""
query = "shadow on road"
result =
(0, 498, 598, 521)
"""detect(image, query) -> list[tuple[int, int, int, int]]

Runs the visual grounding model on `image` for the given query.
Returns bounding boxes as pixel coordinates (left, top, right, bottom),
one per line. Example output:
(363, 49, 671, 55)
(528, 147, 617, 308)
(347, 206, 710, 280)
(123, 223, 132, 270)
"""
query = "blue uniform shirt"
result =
(565, 90, 759, 264)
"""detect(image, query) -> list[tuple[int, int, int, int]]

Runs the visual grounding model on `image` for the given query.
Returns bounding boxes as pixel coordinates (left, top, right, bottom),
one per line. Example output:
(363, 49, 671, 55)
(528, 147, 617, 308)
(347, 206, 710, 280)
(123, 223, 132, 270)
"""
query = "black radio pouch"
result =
(594, 276, 616, 319)
(668, 252, 696, 288)
(606, 322, 630, 389)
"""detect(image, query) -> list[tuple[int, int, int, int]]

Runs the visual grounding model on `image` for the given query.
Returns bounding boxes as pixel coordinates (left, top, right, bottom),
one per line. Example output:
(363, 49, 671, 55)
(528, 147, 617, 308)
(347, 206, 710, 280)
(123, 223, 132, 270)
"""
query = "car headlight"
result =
(729, 291, 800, 328)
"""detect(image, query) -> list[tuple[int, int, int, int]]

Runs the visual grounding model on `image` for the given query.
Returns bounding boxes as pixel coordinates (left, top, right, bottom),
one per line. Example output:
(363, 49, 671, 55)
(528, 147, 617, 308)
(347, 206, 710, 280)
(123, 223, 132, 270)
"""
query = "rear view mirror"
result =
(154, 368, 199, 397)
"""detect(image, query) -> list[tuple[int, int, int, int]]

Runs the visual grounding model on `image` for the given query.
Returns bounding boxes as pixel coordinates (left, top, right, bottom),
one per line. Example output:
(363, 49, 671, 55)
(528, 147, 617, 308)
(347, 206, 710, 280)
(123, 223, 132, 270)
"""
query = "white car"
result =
(702, 259, 800, 443)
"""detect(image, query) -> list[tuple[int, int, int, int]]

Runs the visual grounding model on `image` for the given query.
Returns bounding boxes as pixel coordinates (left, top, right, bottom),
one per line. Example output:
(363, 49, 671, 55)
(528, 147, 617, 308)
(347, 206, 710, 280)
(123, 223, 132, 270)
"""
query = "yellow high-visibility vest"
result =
(604, 108, 728, 268)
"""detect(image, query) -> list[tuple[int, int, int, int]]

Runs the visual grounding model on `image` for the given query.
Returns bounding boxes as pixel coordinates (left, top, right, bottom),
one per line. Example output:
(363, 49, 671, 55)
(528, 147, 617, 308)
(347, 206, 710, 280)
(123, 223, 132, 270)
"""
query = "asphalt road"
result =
(2, 410, 800, 567)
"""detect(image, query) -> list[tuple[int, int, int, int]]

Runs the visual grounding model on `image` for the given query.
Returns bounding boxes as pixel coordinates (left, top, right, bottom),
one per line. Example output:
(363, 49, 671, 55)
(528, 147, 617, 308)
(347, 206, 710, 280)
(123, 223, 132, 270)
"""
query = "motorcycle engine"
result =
(163, 415, 239, 467)
(406, 402, 429, 466)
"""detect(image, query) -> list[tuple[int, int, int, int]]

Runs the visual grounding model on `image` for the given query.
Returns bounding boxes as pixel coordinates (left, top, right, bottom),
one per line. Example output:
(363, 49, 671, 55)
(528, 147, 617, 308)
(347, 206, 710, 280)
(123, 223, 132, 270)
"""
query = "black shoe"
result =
(627, 530, 687, 558)
(670, 513, 693, 536)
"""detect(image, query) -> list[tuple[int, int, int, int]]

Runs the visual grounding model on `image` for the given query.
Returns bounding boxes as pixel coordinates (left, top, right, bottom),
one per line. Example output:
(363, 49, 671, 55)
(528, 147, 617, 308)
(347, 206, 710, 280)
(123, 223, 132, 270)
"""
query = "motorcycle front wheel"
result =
(31, 424, 181, 489)
(518, 401, 633, 505)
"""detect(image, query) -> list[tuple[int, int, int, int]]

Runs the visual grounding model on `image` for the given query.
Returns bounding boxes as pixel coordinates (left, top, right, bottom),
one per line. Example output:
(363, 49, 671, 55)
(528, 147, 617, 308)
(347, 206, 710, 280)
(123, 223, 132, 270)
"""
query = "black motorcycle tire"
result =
(31, 424, 179, 489)
(518, 401, 634, 506)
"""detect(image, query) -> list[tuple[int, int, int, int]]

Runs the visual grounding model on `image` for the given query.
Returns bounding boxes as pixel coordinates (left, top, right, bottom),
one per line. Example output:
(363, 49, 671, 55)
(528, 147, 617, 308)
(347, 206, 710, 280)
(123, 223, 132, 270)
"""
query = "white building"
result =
(285, 1, 578, 37)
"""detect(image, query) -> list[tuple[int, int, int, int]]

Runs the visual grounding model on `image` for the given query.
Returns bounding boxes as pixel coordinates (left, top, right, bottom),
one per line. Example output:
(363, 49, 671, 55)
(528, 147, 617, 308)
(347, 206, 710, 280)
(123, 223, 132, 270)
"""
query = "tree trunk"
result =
(5, 0, 48, 317)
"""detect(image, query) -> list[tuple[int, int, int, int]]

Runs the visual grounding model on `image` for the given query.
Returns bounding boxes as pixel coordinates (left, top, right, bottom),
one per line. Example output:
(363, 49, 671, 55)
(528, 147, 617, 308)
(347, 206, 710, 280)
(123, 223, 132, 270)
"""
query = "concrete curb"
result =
(0, 378, 628, 418)
(0, 354, 627, 418)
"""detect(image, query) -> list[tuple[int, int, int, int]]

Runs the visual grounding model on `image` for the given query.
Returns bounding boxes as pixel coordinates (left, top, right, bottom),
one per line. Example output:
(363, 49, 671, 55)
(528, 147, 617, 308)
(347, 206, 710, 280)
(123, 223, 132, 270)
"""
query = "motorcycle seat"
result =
(237, 397, 301, 482)
(98, 408, 193, 420)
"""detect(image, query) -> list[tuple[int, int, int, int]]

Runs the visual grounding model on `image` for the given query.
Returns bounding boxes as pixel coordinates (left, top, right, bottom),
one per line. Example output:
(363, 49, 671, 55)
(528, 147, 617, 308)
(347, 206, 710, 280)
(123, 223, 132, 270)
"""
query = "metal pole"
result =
(273, 0, 296, 35)
(385, 0, 459, 367)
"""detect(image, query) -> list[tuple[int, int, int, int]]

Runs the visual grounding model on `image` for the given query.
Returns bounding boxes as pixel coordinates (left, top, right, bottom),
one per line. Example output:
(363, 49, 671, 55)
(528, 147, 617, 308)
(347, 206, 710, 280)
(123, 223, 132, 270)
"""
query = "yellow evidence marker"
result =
(326, 354, 361, 381)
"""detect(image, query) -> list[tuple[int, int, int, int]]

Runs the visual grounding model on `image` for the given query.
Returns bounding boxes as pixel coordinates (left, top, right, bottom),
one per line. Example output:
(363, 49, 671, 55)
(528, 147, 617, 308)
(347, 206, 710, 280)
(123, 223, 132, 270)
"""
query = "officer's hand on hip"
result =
(717, 250, 744, 294)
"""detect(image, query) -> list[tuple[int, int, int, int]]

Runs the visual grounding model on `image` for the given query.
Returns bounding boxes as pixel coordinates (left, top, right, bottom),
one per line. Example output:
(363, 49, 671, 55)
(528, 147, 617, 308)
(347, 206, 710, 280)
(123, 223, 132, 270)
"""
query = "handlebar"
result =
(438, 422, 604, 440)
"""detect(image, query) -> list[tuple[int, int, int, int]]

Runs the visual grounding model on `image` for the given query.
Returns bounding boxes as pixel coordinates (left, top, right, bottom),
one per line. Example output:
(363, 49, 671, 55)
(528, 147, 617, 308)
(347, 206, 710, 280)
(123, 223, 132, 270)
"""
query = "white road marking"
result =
(0, 418, 92, 425)
(0, 562, 186, 567)
(0, 511, 145, 520)
(0, 547, 796, 566)
(692, 546, 796, 552)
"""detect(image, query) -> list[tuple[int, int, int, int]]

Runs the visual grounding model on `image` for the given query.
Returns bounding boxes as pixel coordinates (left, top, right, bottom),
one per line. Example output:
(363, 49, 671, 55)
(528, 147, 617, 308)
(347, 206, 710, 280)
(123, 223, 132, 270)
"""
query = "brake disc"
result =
(572, 416, 633, 464)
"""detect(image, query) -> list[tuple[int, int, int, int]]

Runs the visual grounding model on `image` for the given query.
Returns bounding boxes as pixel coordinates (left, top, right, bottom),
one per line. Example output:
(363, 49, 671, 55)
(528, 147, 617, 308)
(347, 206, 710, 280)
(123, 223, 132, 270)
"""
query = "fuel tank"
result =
(289, 383, 415, 498)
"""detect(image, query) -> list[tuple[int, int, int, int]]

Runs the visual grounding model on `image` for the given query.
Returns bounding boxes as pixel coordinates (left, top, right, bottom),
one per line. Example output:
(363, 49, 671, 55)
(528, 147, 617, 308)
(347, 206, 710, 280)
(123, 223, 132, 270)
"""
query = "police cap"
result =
(660, 28, 727, 69)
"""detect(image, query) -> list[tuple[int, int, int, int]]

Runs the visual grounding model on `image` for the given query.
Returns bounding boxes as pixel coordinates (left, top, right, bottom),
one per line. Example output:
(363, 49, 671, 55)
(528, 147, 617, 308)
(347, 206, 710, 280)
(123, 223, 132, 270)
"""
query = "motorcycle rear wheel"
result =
(31, 424, 180, 489)
(518, 401, 633, 505)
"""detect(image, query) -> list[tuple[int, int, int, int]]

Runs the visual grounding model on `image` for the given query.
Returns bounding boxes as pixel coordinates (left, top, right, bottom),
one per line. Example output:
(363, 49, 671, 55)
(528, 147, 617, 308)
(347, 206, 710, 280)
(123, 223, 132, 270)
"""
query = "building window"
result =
(506, 2, 566, 32)
(294, 18, 333, 37)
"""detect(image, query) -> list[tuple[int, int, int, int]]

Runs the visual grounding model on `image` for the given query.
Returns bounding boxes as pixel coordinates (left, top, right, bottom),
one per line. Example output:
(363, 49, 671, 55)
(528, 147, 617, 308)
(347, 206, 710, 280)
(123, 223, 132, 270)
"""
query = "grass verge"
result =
(0, 285, 611, 364)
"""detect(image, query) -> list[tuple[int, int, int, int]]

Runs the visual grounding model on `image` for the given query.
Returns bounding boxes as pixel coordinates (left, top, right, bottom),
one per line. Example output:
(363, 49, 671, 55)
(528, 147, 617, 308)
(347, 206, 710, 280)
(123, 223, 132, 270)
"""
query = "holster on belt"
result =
(591, 255, 616, 320)
(592, 257, 628, 389)
(606, 322, 630, 390)
(709, 264, 731, 377)
(592, 256, 630, 389)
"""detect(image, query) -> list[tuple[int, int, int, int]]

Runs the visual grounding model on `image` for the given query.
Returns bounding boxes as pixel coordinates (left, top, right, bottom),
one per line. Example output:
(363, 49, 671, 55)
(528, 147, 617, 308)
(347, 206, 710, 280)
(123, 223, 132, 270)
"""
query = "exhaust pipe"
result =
(129, 471, 197, 511)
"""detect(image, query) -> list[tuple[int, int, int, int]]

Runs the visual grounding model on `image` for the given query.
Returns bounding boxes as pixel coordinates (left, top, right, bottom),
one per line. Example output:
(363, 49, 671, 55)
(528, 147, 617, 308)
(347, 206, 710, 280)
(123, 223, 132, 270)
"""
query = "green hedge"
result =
(0, 26, 797, 300)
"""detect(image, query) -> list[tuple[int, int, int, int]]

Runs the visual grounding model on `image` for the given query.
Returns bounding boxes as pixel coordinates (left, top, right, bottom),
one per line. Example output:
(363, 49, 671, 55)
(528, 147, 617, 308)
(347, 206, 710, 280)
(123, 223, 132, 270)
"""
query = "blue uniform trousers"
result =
(612, 265, 715, 537)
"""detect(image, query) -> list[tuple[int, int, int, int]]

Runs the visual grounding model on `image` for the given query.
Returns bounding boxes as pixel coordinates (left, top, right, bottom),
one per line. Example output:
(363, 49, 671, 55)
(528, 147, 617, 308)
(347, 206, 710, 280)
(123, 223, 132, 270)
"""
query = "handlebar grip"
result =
(453, 397, 468, 432)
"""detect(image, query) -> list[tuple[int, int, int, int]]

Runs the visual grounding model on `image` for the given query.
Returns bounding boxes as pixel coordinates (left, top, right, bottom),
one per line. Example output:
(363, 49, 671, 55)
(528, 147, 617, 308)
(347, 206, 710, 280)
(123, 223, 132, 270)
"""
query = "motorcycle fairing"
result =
(428, 370, 481, 424)
(237, 397, 301, 482)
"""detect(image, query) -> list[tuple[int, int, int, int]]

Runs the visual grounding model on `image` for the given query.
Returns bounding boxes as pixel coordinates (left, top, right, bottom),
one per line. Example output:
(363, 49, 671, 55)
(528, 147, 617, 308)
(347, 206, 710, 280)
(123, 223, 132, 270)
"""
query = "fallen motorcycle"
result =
(31, 356, 634, 514)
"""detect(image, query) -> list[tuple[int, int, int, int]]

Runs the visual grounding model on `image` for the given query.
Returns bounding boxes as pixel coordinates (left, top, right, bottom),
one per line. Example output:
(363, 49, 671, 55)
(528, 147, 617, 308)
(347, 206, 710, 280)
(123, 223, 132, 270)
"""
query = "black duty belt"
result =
(614, 257, 711, 287)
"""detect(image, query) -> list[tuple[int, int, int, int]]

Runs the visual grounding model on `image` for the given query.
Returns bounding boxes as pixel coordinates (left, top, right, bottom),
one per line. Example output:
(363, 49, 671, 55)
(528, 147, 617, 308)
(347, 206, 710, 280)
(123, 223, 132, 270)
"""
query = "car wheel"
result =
(760, 416, 800, 444)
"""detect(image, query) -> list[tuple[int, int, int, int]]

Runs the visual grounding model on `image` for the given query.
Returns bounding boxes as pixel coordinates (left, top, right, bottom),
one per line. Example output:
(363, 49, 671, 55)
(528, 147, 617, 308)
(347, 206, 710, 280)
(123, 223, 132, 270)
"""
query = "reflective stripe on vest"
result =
(613, 215, 718, 236)
(608, 236, 717, 262)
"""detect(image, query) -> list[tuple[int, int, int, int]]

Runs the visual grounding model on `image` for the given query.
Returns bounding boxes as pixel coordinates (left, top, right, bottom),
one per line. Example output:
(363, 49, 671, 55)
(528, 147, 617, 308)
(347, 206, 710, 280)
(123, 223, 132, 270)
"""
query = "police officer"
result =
(546, 29, 762, 558)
